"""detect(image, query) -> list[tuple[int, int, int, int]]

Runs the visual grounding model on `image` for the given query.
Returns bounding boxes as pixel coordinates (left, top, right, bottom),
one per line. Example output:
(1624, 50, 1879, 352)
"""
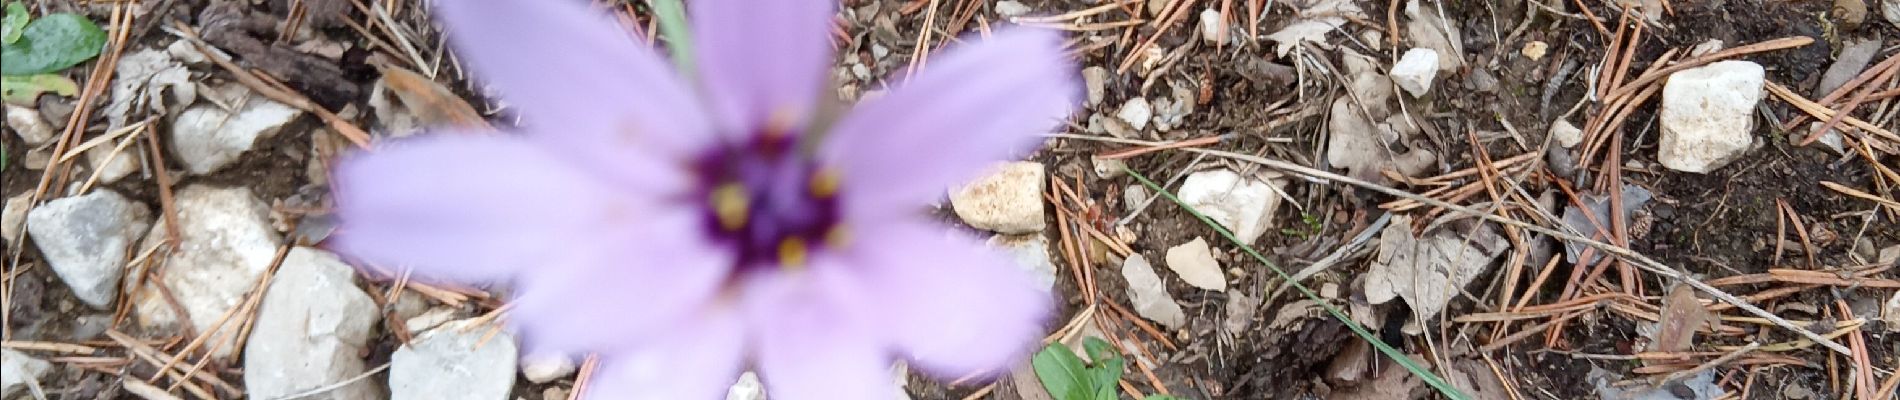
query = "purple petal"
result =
(691, 0, 835, 135)
(822, 28, 1078, 219)
(743, 264, 895, 400)
(582, 309, 746, 400)
(331, 133, 668, 284)
(507, 210, 733, 354)
(845, 219, 1051, 377)
(434, 0, 713, 179)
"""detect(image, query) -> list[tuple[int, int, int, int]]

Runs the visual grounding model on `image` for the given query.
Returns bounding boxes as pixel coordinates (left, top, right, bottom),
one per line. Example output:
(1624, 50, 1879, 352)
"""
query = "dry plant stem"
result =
(1100, 298, 1179, 351)
(121, 378, 188, 400)
(149, 243, 291, 384)
(568, 355, 600, 400)
(144, 131, 183, 245)
(104, 331, 228, 399)
(1802, 55, 1900, 146)
(1783, 54, 1900, 131)
(1647, 342, 1759, 386)
(1609, 37, 1815, 102)
(31, 4, 130, 202)
(269, 363, 392, 400)
(0, 341, 99, 354)
(1837, 301, 1875, 400)
(172, 21, 373, 149)
(1046, 133, 1857, 356)
(1765, 81, 1900, 143)
(1116, 0, 1195, 73)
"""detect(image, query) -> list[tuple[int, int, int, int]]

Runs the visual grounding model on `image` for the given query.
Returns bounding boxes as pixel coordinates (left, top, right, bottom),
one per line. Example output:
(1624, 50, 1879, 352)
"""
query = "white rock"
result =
(1, 349, 53, 398)
(244, 247, 382, 400)
(85, 145, 139, 184)
(1164, 237, 1226, 291)
(1083, 67, 1109, 106)
(726, 372, 765, 400)
(169, 85, 304, 174)
(166, 39, 216, 65)
(950, 162, 1046, 233)
(1177, 169, 1285, 244)
(4, 104, 55, 145)
(26, 190, 152, 309)
(1117, 98, 1152, 131)
(1884, 291, 1900, 329)
(1389, 48, 1440, 97)
(520, 353, 577, 384)
(390, 320, 518, 400)
(1659, 61, 1762, 173)
(1550, 119, 1584, 148)
(133, 185, 281, 359)
(1, 193, 29, 244)
(987, 234, 1058, 292)
(1886, 0, 1900, 26)
(995, 0, 1031, 17)
(1199, 8, 1227, 45)
(1121, 255, 1185, 329)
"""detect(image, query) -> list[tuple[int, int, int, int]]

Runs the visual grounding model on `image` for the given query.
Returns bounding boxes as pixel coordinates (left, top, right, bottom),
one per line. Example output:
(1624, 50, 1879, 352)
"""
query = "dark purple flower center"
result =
(693, 130, 843, 271)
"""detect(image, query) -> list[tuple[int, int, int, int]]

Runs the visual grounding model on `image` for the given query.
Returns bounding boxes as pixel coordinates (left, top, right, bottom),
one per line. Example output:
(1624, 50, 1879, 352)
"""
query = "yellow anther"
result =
(778, 237, 809, 270)
(710, 183, 750, 231)
(825, 225, 849, 248)
(809, 169, 841, 198)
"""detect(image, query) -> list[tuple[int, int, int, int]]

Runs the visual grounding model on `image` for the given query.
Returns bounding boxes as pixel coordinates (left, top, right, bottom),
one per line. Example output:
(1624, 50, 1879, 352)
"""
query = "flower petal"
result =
(845, 219, 1051, 377)
(581, 309, 746, 400)
(822, 28, 1078, 219)
(744, 265, 895, 400)
(691, 0, 834, 135)
(507, 210, 732, 354)
(331, 132, 663, 284)
(433, 0, 713, 174)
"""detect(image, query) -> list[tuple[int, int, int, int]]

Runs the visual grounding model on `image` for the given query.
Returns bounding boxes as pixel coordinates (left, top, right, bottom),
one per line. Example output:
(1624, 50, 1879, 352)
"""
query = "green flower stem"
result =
(646, 0, 695, 78)
(1124, 166, 1471, 400)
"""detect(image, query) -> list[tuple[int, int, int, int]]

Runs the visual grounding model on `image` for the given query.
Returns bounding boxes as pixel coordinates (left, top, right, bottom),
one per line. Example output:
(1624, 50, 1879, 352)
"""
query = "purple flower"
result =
(330, 0, 1078, 398)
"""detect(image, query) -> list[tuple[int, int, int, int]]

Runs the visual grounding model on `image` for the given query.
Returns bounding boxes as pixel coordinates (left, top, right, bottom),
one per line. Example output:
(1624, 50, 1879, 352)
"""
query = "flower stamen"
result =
(710, 183, 751, 231)
(809, 169, 841, 198)
(778, 237, 809, 270)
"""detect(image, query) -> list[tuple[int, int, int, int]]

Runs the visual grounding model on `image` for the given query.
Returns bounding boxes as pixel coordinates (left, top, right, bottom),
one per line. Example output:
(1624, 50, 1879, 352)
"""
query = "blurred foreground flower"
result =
(330, 0, 1078, 398)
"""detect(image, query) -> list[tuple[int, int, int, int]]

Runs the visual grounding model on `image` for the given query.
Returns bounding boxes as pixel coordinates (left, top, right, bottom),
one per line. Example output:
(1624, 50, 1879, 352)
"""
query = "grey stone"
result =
(389, 320, 518, 400)
(1083, 67, 1108, 106)
(1, 349, 53, 398)
(1121, 255, 1185, 329)
(2, 193, 29, 244)
(132, 185, 281, 359)
(987, 234, 1058, 292)
(1814, 39, 1882, 98)
(245, 247, 382, 400)
(26, 190, 152, 309)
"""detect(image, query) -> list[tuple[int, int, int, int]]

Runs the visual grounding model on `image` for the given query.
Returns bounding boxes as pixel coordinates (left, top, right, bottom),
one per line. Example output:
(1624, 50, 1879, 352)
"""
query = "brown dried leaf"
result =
(376, 64, 490, 130)
(1649, 285, 1714, 356)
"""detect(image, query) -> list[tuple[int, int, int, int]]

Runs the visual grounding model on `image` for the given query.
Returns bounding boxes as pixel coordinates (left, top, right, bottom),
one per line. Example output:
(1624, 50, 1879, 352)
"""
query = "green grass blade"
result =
(1124, 166, 1470, 400)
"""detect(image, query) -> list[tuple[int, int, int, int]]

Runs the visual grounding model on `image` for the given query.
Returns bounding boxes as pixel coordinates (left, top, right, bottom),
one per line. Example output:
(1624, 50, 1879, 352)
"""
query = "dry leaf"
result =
(1264, 0, 1364, 56)
(1364, 215, 1508, 324)
(376, 64, 489, 130)
(1650, 285, 1714, 356)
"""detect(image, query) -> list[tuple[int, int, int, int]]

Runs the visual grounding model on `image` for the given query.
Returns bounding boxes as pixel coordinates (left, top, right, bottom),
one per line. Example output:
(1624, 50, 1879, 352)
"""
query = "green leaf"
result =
(1032, 343, 1093, 400)
(1, 73, 76, 104)
(1081, 337, 1119, 365)
(1142, 395, 1182, 400)
(2, 2, 27, 44)
(1, 12, 106, 75)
